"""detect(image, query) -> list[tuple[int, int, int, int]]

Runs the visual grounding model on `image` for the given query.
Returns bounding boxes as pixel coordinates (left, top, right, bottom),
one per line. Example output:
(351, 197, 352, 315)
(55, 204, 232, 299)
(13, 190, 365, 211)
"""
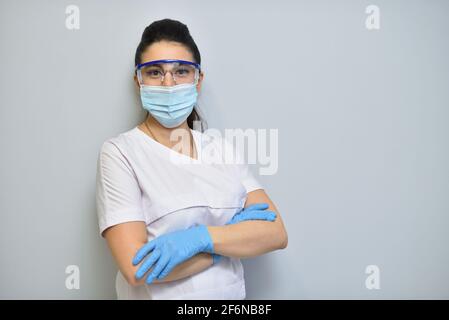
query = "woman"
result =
(96, 19, 288, 300)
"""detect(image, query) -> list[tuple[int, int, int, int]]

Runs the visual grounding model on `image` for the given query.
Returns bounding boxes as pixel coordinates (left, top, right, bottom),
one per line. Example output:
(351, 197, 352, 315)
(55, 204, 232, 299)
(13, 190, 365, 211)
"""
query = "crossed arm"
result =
(103, 189, 288, 286)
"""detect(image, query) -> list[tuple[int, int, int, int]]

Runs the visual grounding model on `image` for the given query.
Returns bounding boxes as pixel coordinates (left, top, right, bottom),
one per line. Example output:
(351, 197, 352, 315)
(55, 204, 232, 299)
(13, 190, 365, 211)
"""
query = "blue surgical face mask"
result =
(139, 83, 198, 128)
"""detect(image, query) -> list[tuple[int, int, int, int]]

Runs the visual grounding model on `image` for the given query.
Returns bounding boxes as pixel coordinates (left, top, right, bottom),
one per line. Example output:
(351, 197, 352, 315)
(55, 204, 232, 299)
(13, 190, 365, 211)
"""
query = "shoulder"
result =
(99, 127, 141, 157)
(97, 128, 143, 176)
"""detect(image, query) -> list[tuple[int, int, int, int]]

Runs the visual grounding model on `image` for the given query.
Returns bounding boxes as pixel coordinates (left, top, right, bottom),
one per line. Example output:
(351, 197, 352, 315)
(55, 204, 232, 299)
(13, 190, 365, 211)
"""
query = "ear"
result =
(133, 73, 140, 89)
(196, 71, 204, 93)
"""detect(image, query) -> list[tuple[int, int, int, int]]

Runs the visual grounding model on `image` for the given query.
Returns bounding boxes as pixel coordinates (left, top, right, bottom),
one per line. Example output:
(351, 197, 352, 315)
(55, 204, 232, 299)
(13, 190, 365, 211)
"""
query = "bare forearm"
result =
(105, 222, 214, 286)
(207, 220, 288, 259)
(152, 253, 212, 283)
(130, 250, 213, 285)
(125, 252, 213, 286)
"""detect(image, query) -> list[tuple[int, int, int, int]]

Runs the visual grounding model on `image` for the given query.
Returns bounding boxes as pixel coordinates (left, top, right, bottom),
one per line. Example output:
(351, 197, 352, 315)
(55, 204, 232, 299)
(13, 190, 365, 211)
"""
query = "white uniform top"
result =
(95, 126, 263, 300)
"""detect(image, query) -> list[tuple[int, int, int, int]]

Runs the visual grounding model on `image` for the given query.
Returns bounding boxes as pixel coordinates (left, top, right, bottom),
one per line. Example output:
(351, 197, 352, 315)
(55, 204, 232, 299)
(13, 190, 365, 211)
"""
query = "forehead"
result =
(141, 40, 194, 63)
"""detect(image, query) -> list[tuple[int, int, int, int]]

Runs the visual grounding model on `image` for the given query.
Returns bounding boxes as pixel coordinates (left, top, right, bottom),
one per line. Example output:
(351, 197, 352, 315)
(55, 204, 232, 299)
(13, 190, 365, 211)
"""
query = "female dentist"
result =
(96, 18, 288, 300)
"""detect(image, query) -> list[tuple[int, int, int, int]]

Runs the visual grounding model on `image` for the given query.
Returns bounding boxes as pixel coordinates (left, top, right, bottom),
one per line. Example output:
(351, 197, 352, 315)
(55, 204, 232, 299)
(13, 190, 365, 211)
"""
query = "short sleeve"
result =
(220, 136, 264, 194)
(235, 155, 264, 194)
(96, 141, 145, 236)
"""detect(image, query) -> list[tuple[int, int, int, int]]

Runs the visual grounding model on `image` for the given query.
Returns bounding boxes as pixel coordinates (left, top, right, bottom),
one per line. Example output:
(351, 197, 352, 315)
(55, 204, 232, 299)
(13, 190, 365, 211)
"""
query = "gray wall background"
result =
(1, 0, 448, 299)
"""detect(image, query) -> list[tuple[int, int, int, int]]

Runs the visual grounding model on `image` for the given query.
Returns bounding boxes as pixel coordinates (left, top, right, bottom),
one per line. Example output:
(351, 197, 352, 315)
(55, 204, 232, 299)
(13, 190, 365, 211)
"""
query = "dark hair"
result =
(135, 19, 206, 131)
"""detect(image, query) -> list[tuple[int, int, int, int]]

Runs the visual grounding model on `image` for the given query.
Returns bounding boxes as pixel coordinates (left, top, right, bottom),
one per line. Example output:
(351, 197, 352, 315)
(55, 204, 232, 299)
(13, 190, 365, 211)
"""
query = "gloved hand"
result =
(212, 203, 277, 264)
(133, 224, 215, 284)
(225, 203, 276, 225)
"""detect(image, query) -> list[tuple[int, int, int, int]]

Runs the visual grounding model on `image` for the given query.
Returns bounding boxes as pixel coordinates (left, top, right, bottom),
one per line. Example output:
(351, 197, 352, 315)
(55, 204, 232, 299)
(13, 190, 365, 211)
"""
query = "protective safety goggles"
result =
(136, 59, 201, 86)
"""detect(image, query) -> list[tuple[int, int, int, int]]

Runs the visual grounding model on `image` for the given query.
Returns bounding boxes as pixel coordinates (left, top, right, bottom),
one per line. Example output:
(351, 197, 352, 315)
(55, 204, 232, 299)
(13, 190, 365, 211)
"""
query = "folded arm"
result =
(103, 221, 213, 286)
(103, 189, 287, 286)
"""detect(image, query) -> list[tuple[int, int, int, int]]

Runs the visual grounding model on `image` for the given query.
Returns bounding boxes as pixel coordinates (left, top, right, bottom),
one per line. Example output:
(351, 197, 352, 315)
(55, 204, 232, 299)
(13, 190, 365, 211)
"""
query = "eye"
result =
(144, 68, 163, 78)
(175, 68, 191, 77)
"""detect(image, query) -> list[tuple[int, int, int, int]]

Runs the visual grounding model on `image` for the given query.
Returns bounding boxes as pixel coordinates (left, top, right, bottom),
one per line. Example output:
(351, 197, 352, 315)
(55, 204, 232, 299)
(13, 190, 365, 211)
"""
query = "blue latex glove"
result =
(212, 203, 277, 264)
(133, 224, 214, 284)
(225, 203, 276, 225)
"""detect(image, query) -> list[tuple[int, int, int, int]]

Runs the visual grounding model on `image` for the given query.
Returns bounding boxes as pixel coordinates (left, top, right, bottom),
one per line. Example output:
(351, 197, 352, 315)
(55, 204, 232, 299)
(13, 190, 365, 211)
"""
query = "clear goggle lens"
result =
(136, 60, 200, 86)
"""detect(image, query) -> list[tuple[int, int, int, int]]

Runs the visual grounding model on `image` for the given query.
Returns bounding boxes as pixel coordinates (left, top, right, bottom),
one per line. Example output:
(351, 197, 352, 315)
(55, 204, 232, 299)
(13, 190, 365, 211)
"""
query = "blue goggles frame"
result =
(136, 59, 201, 71)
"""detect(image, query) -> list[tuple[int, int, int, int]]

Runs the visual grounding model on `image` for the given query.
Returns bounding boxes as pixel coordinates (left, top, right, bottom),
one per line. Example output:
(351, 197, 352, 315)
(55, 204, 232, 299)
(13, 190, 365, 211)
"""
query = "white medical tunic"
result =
(95, 126, 263, 300)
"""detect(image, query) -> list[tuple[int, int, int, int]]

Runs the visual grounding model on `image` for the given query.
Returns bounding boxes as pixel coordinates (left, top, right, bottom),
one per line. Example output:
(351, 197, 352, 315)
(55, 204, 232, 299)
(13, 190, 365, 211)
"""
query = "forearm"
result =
(207, 220, 288, 259)
(129, 248, 213, 286)
(152, 253, 213, 284)
(105, 222, 214, 286)
(124, 251, 213, 286)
